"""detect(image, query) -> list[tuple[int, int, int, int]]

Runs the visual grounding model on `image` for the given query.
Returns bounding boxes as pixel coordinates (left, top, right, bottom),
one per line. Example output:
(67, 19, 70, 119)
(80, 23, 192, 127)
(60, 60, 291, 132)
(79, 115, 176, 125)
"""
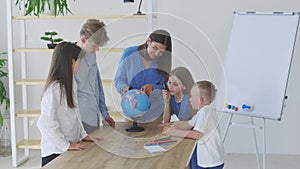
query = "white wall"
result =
(0, 0, 7, 54)
(0, 0, 9, 118)
(1, 0, 299, 154)
(157, 0, 300, 155)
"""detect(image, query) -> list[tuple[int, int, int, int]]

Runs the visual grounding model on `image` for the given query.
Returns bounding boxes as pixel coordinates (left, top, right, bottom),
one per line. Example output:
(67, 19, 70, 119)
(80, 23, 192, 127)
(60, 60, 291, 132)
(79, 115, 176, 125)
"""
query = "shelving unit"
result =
(13, 48, 125, 53)
(7, 0, 157, 167)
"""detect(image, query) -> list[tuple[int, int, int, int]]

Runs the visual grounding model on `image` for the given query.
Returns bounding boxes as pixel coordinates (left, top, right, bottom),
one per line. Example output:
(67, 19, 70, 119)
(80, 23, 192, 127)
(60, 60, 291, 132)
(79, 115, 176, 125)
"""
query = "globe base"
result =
(126, 121, 145, 132)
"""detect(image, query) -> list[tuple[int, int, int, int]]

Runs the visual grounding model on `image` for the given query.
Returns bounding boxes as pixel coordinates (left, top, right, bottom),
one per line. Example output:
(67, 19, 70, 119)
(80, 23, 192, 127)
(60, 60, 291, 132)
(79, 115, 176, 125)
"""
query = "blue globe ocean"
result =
(121, 89, 150, 119)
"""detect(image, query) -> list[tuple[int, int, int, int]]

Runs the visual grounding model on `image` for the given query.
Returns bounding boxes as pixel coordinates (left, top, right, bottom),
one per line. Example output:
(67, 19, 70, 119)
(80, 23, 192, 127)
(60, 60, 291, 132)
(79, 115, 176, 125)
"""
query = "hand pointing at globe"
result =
(141, 84, 153, 96)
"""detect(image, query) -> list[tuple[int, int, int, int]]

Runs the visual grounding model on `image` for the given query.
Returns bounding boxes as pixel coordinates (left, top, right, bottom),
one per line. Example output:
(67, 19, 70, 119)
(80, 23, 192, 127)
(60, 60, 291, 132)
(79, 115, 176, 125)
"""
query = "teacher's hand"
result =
(141, 84, 153, 96)
(121, 86, 130, 96)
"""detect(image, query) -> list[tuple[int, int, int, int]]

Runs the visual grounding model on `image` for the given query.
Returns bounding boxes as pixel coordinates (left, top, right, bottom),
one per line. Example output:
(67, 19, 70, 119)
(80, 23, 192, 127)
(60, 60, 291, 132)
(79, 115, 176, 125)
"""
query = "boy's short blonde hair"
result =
(195, 80, 216, 103)
(80, 19, 109, 46)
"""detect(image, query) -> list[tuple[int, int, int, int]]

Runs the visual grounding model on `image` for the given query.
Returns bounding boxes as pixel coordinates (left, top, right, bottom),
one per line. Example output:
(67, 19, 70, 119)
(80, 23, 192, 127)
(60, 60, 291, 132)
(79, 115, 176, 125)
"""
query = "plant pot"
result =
(47, 44, 57, 49)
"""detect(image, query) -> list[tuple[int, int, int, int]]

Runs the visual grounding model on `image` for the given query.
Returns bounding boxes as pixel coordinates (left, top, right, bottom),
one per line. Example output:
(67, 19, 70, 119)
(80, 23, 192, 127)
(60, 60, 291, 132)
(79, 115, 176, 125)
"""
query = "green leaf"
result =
(46, 0, 51, 10)
(0, 114, 3, 127)
(53, 38, 63, 43)
(45, 31, 57, 35)
(5, 99, 10, 111)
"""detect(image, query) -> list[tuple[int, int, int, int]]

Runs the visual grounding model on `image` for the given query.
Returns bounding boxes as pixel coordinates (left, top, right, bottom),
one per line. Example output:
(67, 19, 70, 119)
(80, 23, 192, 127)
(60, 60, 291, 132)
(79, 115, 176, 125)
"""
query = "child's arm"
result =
(173, 121, 193, 130)
(162, 89, 172, 123)
(163, 126, 202, 140)
(160, 121, 202, 140)
(158, 121, 192, 130)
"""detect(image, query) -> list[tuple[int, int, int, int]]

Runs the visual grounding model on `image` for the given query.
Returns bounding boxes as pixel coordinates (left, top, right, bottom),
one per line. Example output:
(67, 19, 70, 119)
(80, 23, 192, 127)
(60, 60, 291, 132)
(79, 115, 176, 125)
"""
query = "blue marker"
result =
(242, 104, 254, 112)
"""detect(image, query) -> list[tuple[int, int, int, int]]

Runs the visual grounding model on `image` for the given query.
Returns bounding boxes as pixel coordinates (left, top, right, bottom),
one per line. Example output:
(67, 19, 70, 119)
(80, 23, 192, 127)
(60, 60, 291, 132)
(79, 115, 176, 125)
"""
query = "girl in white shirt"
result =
(37, 42, 99, 167)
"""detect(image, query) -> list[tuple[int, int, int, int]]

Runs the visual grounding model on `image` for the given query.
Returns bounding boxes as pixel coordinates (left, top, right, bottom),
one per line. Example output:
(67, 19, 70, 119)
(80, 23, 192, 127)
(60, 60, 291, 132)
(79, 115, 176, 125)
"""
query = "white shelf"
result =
(15, 110, 123, 121)
(13, 48, 124, 53)
(12, 15, 146, 20)
(7, 0, 156, 167)
(14, 79, 113, 86)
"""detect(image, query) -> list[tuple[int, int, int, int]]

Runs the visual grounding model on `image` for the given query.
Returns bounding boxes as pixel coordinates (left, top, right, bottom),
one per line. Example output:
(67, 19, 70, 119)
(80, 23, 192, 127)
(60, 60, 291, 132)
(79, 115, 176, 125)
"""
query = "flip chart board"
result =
(215, 12, 299, 120)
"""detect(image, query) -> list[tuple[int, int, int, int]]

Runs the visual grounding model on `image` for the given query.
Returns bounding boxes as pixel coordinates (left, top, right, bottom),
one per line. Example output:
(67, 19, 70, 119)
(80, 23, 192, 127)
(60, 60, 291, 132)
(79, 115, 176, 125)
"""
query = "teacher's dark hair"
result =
(138, 29, 172, 75)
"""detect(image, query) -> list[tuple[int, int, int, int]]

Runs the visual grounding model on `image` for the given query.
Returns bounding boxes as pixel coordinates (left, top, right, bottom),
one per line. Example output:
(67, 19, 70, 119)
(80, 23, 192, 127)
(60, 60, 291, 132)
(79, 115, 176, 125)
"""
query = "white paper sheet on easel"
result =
(144, 145, 166, 153)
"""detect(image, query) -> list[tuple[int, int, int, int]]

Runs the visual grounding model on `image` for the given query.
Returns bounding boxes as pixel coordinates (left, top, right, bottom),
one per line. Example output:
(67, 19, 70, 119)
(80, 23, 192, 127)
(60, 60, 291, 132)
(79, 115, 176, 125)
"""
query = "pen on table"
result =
(154, 135, 171, 141)
(147, 135, 172, 143)
(152, 139, 177, 144)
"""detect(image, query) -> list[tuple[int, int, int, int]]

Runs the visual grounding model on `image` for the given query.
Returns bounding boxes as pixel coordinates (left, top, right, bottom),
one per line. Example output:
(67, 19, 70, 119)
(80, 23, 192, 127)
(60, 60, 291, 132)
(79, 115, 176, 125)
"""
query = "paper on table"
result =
(144, 145, 166, 153)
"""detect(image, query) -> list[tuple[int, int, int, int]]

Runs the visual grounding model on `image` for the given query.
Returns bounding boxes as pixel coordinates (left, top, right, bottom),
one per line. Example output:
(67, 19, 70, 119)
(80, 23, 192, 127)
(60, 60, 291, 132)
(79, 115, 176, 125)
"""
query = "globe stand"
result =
(126, 121, 144, 132)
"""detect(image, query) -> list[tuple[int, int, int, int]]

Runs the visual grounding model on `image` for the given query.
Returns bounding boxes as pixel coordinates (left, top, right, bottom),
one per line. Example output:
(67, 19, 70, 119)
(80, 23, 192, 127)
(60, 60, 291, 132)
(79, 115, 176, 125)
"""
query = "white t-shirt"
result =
(188, 105, 224, 168)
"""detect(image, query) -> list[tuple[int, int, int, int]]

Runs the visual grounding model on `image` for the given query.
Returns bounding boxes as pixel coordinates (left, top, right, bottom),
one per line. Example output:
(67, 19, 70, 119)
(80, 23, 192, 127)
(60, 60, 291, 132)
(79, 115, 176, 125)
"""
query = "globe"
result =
(121, 89, 150, 132)
(121, 89, 150, 119)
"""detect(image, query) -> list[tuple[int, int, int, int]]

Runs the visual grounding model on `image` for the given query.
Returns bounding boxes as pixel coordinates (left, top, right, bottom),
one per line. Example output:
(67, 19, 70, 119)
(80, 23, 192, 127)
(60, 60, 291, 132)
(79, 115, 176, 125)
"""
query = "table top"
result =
(43, 119, 196, 169)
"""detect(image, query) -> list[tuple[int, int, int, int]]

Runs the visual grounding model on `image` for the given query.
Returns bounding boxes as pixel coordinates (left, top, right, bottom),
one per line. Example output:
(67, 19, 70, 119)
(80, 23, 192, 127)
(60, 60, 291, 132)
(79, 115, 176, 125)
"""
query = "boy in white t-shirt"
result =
(159, 80, 224, 169)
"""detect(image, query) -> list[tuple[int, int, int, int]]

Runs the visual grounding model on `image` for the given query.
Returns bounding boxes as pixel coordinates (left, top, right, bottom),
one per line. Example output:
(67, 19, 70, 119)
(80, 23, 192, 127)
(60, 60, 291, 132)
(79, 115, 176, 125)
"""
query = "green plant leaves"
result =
(16, 0, 75, 16)
(0, 57, 9, 127)
(0, 114, 3, 127)
(40, 31, 63, 44)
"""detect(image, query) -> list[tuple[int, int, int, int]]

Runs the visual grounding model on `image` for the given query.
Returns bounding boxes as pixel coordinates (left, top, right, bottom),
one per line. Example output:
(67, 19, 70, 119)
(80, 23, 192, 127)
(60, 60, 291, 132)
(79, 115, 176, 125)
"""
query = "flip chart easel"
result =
(222, 114, 265, 169)
(216, 11, 300, 169)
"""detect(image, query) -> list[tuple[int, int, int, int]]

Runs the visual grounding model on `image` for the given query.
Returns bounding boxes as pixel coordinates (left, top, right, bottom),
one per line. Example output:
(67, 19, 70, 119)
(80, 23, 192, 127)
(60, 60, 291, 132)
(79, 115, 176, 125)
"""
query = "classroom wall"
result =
(0, 1, 7, 54)
(0, 0, 9, 116)
(0, 0, 299, 154)
(158, 0, 300, 155)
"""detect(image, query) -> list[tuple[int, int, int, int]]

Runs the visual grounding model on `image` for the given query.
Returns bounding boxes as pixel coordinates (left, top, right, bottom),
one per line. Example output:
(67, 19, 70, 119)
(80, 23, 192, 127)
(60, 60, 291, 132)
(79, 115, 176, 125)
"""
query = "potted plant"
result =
(0, 52, 10, 127)
(15, 0, 75, 16)
(40, 31, 63, 49)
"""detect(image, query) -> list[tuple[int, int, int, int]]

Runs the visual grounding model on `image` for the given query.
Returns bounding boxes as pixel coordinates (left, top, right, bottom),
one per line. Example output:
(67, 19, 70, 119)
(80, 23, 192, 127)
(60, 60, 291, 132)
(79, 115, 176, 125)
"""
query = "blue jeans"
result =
(190, 145, 224, 169)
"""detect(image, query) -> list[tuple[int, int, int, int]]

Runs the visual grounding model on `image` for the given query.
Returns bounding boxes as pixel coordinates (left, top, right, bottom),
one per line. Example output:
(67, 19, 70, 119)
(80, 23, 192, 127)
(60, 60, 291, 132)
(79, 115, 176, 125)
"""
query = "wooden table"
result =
(43, 119, 196, 169)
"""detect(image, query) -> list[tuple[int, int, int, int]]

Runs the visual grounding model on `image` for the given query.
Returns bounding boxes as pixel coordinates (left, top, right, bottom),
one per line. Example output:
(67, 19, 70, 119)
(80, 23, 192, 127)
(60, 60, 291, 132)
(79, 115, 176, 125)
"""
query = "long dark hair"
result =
(138, 29, 172, 75)
(170, 67, 196, 116)
(43, 42, 83, 108)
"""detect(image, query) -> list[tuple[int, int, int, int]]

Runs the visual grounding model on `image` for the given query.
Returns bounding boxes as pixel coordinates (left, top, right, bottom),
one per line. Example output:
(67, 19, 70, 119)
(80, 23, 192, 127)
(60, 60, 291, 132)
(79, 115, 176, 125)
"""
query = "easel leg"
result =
(222, 114, 267, 169)
(222, 114, 233, 143)
(251, 117, 261, 169)
(263, 118, 266, 169)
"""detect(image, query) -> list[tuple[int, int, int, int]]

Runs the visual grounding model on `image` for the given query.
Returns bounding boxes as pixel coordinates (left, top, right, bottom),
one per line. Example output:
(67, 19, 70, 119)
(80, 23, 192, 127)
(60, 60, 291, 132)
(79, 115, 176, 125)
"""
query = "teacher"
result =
(114, 29, 172, 122)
